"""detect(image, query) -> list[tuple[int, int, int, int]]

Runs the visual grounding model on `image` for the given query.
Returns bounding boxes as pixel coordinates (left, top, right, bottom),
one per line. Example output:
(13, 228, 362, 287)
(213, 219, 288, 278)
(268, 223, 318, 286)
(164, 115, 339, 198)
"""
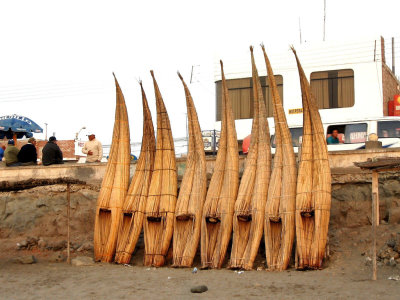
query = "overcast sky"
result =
(1, 0, 399, 145)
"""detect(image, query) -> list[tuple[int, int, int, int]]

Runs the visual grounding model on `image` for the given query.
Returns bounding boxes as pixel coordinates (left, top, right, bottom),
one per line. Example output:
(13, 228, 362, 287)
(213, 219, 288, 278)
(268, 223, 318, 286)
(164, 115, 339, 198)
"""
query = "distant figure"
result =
(327, 129, 340, 144)
(4, 140, 21, 167)
(18, 137, 38, 166)
(0, 145, 5, 161)
(82, 133, 103, 163)
(42, 136, 64, 166)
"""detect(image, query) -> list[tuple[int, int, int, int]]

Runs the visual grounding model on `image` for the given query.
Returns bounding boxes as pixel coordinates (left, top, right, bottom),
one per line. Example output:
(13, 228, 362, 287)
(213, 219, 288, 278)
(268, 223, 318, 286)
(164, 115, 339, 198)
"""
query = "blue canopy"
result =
(0, 114, 43, 139)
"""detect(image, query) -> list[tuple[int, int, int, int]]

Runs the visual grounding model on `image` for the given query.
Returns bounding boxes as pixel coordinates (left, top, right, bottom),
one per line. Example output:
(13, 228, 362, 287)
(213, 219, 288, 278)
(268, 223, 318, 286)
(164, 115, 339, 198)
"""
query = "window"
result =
(215, 76, 283, 121)
(378, 121, 400, 138)
(326, 123, 367, 144)
(310, 69, 354, 109)
(271, 127, 303, 148)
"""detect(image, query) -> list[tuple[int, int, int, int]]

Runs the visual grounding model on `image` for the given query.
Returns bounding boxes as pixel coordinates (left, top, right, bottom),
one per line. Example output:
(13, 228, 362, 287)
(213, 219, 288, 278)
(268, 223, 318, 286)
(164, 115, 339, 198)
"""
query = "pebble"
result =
(190, 285, 208, 293)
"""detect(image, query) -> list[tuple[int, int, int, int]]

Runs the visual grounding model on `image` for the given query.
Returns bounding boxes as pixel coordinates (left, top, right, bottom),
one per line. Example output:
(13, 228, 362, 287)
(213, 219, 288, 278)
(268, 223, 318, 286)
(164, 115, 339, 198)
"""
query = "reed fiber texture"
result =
(291, 47, 331, 270)
(230, 47, 271, 270)
(94, 74, 131, 262)
(172, 73, 207, 267)
(115, 81, 156, 264)
(201, 61, 239, 269)
(262, 45, 297, 271)
(143, 71, 177, 267)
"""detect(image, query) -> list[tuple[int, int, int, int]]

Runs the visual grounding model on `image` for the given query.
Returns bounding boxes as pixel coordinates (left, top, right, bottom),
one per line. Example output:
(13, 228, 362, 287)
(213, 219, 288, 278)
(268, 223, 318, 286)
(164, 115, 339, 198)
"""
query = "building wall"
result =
(382, 64, 400, 116)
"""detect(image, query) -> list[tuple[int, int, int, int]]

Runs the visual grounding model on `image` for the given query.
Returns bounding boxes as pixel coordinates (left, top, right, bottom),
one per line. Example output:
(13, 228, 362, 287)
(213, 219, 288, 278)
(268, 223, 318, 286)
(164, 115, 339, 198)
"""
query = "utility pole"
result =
(299, 17, 302, 44)
(392, 37, 395, 74)
(323, 0, 326, 41)
(44, 123, 48, 140)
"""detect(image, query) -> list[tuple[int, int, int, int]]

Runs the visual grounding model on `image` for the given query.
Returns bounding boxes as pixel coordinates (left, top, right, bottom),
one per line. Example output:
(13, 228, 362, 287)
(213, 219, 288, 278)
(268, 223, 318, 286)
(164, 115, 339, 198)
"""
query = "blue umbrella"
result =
(0, 114, 43, 139)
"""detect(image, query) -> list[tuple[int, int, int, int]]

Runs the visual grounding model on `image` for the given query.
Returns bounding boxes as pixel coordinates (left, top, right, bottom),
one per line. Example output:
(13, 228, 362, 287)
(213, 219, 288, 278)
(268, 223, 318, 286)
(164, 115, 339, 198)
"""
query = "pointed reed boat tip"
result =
(219, 60, 223, 67)
(177, 71, 183, 80)
(150, 70, 155, 77)
(260, 43, 265, 50)
(249, 45, 254, 53)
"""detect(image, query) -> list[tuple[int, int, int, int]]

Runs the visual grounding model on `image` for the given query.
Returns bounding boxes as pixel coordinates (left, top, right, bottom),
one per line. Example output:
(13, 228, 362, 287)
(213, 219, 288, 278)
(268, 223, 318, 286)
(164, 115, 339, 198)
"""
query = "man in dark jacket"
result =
(42, 136, 64, 166)
(18, 137, 38, 166)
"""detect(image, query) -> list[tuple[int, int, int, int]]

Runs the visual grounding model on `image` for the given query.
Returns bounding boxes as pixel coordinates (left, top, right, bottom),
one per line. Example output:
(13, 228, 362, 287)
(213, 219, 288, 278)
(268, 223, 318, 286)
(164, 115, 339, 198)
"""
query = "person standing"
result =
(4, 140, 21, 167)
(18, 137, 38, 166)
(82, 133, 103, 163)
(42, 136, 64, 166)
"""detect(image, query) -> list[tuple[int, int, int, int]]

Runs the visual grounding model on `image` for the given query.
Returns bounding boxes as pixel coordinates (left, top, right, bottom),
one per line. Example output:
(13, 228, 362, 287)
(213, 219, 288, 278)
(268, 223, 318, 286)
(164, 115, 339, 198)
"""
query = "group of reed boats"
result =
(93, 45, 331, 270)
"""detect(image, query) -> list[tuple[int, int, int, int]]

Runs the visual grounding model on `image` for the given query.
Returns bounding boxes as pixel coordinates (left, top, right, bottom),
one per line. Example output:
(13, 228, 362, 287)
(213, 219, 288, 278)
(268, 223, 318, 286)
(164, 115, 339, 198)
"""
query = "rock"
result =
(77, 242, 93, 252)
(71, 256, 95, 266)
(47, 240, 67, 251)
(13, 255, 37, 264)
(38, 238, 47, 249)
(365, 257, 372, 266)
(389, 257, 397, 267)
(26, 236, 38, 247)
(48, 252, 66, 263)
(389, 207, 400, 224)
(190, 285, 208, 293)
(387, 239, 397, 248)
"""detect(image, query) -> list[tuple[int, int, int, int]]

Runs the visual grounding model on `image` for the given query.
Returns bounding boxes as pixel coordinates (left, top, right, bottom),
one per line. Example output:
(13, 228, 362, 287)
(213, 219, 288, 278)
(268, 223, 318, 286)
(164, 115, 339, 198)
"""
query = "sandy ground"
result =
(1, 225, 400, 299)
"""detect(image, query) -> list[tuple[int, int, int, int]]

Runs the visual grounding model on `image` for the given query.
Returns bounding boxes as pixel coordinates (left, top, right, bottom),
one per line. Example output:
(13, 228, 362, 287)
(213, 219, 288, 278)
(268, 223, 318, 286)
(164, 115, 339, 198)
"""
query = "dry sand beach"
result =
(1, 224, 400, 300)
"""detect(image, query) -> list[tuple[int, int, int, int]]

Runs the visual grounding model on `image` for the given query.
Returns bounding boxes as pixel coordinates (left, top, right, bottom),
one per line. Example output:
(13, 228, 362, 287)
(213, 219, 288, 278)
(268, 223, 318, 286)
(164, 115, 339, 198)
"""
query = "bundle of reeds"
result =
(262, 45, 297, 271)
(94, 74, 131, 262)
(291, 47, 331, 270)
(230, 47, 271, 270)
(172, 72, 207, 267)
(115, 81, 156, 264)
(143, 71, 177, 267)
(201, 61, 239, 269)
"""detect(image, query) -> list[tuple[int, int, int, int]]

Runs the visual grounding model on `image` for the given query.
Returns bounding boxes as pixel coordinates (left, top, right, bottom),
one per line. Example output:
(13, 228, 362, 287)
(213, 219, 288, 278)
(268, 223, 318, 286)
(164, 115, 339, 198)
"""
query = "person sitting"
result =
(82, 133, 103, 163)
(42, 136, 64, 166)
(4, 140, 21, 167)
(18, 137, 38, 166)
(327, 129, 340, 144)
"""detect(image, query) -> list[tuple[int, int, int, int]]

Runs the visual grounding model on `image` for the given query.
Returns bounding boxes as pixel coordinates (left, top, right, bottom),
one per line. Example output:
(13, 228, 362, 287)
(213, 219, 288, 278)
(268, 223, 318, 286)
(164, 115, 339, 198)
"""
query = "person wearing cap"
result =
(18, 137, 38, 166)
(42, 136, 64, 166)
(4, 140, 21, 167)
(82, 133, 103, 163)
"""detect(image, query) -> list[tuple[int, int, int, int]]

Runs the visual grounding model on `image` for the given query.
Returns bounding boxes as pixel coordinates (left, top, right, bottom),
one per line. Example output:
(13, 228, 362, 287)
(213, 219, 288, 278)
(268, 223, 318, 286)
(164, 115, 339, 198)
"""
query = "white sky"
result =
(1, 0, 399, 145)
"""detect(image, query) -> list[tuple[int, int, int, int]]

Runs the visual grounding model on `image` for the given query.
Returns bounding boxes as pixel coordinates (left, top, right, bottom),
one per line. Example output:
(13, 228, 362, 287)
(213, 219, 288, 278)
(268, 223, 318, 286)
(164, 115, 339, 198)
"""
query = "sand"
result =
(1, 224, 400, 299)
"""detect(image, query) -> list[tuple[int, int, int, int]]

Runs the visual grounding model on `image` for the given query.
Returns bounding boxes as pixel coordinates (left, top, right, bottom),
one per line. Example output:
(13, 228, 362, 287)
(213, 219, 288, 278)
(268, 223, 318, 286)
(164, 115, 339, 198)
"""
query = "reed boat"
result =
(143, 71, 177, 267)
(94, 74, 131, 262)
(263, 45, 297, 271)
(291, 47, 331, 269)
(172, 73, 207, 267)
(201, 61, 239, 269)
(115, 82, 155, 264)
(230, 47, 271, 270)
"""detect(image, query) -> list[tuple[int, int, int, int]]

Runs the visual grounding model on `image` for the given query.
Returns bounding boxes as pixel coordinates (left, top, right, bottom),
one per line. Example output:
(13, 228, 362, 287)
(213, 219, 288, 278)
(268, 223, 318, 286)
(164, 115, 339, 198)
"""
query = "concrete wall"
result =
(2, 147, 400, 185)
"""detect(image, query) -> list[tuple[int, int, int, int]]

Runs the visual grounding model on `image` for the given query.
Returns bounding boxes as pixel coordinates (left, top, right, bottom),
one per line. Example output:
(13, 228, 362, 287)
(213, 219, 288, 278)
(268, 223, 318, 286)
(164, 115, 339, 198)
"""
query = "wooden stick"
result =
(372, 191, 377, 280)
(67, 183, 71, 264)
(372, 171, 379, 226)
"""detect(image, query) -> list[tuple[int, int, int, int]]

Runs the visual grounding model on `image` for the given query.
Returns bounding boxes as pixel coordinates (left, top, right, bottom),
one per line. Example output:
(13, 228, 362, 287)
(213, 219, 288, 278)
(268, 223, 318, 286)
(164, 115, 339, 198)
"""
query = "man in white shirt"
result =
(82, 133, 103, 163)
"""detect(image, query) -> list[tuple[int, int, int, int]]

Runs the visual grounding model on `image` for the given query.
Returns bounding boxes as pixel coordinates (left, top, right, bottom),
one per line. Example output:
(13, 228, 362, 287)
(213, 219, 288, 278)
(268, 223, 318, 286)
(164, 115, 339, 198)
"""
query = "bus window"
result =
(378, 121, 400, 138)
(326, 126, 345, 144)
(344, 123, 367, 143)
(271, 127, 303, 148)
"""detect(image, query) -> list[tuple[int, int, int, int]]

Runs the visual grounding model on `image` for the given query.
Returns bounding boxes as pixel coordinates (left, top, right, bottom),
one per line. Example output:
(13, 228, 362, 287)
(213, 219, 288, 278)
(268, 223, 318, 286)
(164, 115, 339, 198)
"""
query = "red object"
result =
(388, 95, 400, 116)
(388, 100, 394, 116)
(242, 134, 251, 154)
